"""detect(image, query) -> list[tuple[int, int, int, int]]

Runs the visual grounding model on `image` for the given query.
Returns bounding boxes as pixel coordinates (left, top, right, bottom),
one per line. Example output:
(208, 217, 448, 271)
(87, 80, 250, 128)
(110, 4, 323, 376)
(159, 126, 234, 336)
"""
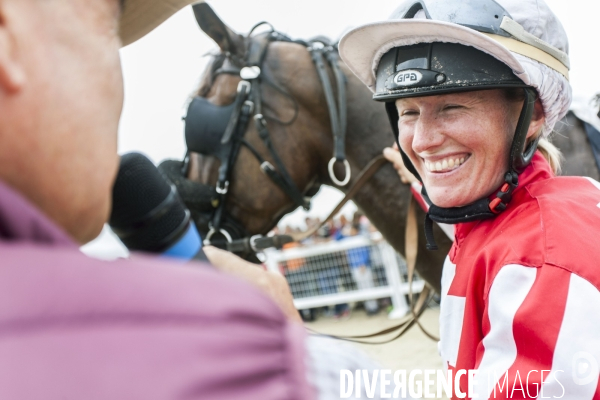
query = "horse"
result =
(176, 3, 600, 294)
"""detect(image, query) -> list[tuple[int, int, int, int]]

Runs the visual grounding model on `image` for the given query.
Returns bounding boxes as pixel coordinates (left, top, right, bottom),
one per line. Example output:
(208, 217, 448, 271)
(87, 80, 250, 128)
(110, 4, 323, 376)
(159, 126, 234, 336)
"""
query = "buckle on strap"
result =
(260, 161, 275, 173)
(254, 113, 266, 124)
(328, 158, 351, 187)
(237, 80, 251, 94)
(489, 171, 519, 214)
(242, 100, 255, 115)
(216, 181, 229, 195)
(240, 66, 261, 80)
(249, 235, 262, 253)
(204, 227, 233, 246)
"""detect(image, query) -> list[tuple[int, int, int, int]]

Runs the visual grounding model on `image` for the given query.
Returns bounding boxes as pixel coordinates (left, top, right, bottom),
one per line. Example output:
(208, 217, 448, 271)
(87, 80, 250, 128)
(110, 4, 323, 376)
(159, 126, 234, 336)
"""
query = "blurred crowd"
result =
(275, 211, 378, 246)
(272, 212, 388, 321)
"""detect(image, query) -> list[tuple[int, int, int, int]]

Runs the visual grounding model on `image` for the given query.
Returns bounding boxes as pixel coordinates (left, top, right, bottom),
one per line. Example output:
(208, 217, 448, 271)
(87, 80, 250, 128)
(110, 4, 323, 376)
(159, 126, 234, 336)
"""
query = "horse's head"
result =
(185, 3, 348, 239)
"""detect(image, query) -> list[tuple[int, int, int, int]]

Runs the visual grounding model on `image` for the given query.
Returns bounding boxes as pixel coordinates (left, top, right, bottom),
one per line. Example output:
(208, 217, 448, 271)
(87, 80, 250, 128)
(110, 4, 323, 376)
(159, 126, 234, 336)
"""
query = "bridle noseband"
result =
(184, 23, 350, 256)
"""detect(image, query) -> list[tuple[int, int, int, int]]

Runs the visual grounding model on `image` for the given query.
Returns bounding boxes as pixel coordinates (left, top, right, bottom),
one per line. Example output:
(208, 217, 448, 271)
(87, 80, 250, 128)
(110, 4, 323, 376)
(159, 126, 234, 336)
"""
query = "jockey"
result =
(340, 0, 600, 398)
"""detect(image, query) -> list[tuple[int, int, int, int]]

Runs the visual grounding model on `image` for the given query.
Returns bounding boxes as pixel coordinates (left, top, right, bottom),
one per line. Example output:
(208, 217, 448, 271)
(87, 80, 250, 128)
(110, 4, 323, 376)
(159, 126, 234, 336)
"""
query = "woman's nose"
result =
(410, 113, 445, 154)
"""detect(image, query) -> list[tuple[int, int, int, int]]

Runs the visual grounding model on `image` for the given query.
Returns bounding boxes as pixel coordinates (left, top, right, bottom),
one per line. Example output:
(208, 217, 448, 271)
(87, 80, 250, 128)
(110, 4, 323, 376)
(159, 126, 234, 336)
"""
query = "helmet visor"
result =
(393, 0, 512, 37)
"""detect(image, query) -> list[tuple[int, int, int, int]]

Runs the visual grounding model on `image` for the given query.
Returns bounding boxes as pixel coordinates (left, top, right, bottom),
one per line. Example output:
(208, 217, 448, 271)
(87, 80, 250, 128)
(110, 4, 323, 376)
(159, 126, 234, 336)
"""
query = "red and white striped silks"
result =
(438, 153, 600, 399)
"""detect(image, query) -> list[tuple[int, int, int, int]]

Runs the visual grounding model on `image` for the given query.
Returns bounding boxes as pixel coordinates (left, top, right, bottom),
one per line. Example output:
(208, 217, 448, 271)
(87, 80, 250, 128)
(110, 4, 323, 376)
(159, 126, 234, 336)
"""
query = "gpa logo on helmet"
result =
(394, 70, 423, 86)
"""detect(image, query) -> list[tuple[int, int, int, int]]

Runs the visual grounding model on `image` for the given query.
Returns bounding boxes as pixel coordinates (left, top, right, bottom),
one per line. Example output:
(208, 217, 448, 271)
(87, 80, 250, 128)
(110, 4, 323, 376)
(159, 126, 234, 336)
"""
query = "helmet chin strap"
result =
(386, 88, 539, 250)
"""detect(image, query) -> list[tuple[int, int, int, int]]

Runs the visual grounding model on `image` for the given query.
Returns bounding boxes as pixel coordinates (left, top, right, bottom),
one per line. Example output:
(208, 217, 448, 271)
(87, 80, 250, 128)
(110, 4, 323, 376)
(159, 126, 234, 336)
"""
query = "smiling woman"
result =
(339, 0, 600, 397)
(395, 88, 543, 208)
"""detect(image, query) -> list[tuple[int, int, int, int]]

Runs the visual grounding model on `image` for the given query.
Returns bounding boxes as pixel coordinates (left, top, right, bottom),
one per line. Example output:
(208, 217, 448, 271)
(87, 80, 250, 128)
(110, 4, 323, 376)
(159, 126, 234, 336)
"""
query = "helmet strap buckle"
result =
(489, 171, 519, 214)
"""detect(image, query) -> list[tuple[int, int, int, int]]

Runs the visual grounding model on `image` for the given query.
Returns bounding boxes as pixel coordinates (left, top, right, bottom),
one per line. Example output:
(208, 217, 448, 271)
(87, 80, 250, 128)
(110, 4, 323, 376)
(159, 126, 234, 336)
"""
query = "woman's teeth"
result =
(424, 156, 466, 173)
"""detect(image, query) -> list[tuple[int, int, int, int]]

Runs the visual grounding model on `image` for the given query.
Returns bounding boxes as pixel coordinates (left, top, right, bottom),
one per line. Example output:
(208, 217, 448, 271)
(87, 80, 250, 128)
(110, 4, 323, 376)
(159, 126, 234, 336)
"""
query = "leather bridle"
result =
(184, 20, 351, 256)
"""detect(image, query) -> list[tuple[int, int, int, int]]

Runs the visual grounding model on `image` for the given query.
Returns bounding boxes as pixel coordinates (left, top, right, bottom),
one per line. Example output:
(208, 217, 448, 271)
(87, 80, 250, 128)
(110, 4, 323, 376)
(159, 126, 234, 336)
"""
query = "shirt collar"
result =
(0, 180, 76, 248)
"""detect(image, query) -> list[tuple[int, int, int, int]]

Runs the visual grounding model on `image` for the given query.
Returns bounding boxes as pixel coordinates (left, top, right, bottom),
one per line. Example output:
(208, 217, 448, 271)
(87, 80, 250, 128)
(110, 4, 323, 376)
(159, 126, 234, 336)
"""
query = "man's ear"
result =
(0, 5, 25, 94)
(526, 99, 545, 139)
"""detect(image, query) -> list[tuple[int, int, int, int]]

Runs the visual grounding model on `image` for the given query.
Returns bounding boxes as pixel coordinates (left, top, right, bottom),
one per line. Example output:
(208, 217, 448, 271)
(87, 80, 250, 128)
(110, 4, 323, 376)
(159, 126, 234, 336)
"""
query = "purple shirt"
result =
(0, 181, 314, 399)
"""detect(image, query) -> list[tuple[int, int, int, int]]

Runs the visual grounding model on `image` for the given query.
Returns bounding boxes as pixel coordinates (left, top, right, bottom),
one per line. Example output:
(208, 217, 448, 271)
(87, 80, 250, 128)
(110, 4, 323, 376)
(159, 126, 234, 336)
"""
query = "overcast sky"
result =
(83, 0, 600, 256)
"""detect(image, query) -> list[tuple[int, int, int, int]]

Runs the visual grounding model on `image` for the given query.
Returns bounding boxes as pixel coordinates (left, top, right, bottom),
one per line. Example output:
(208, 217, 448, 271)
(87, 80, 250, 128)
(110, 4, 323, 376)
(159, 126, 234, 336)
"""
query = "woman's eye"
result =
(400, 110, 419, 117)
(443, 104, 463, 111)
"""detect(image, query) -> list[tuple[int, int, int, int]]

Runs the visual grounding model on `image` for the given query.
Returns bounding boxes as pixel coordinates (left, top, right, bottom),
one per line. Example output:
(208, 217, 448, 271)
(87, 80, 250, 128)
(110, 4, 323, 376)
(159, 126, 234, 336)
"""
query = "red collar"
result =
(453, 151, 554, 245)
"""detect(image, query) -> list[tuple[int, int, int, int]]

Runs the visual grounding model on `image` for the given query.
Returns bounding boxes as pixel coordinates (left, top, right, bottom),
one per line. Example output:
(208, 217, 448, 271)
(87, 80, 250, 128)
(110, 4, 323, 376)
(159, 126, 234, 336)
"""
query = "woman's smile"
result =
(422, 154, 470, 174)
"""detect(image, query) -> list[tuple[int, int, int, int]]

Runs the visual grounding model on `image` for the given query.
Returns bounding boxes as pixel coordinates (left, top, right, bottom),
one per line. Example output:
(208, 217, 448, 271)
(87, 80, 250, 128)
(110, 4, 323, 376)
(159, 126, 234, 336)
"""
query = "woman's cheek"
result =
(398, 129, 414, 157)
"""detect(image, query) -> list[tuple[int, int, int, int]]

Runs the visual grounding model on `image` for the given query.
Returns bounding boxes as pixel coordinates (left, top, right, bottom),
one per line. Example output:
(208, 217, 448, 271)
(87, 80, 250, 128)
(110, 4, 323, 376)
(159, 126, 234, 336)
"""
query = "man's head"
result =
(0, 0, 199, 244)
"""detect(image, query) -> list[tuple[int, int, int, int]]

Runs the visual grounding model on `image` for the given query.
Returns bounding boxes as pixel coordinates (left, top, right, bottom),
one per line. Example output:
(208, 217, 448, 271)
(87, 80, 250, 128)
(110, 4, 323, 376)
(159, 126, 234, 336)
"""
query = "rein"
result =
(303, 171, 439, 344)
(216, 156, 388, 256)
(289, 155, 386, 242)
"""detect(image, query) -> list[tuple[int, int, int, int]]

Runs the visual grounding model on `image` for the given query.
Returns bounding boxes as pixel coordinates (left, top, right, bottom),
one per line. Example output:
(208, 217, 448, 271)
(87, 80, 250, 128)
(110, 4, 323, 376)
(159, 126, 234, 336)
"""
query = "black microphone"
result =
(109, 152, 208, 263)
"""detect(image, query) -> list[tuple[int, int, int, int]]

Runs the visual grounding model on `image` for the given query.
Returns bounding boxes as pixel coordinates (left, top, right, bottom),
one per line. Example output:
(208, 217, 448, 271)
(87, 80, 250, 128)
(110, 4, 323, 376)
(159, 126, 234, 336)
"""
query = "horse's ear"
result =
(192, 3, 244, 57)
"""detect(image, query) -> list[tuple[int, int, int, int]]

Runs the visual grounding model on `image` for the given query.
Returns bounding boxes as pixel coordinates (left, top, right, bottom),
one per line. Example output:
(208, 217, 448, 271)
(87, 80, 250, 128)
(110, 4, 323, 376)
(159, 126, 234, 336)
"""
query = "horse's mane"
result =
(193, 43, 300, 125)
(196, 53, 227, 98)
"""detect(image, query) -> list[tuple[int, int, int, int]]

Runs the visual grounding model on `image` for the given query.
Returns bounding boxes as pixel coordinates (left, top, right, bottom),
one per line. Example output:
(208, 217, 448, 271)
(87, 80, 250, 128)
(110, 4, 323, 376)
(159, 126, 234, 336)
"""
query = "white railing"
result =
(264, 235, 423, 319)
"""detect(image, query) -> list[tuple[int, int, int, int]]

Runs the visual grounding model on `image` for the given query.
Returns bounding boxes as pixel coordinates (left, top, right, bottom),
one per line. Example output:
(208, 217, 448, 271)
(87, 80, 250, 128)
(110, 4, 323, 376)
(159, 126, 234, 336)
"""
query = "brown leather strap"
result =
(405, 195, 418, 282)
(406, 196, 439, 341)
(318, 198, 437, 344)
(302, 158, 439, 344)
(306, 288, 435, 345)
(290, 155, 388, 242)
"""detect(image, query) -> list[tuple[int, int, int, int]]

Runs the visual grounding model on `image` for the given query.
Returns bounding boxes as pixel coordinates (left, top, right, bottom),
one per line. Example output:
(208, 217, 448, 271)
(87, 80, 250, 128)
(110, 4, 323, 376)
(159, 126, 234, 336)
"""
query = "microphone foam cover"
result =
(109, 152, 187, 252)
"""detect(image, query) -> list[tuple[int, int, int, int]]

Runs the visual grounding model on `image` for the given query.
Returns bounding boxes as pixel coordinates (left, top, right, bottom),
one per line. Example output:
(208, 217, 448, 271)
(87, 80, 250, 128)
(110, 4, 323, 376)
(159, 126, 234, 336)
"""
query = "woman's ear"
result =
(526, 99, 545, 139)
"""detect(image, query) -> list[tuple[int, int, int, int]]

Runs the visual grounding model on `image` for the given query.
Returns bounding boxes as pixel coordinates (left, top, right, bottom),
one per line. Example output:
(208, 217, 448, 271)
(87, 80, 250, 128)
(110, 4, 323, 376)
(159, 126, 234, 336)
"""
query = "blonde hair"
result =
(535, 135, 562, 175)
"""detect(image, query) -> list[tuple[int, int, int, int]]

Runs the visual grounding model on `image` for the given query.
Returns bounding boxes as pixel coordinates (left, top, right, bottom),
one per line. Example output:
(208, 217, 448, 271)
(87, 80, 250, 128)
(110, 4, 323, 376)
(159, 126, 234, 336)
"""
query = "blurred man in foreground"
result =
(0, 0, 314, 398)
